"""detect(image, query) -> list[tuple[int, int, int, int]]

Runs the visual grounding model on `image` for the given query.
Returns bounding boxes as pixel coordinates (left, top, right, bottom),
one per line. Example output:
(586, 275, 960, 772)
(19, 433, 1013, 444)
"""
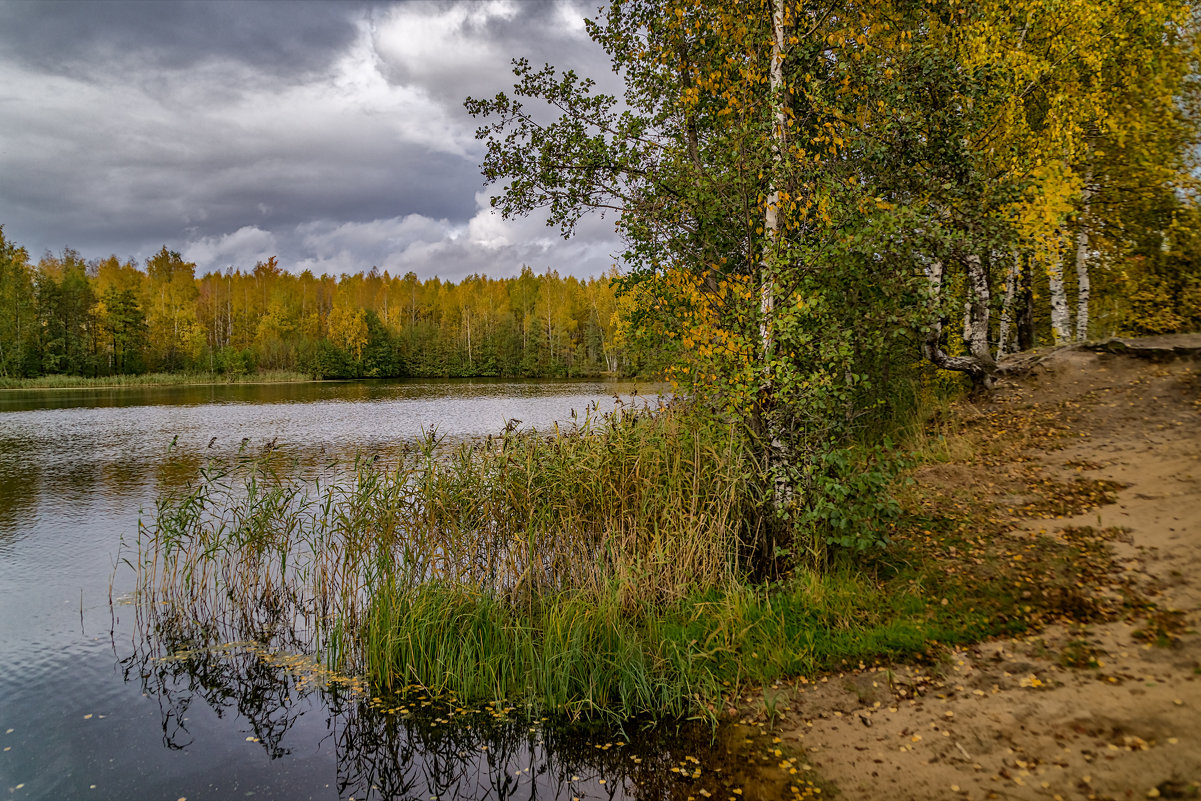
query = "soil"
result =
(736, 336, 1201, 800)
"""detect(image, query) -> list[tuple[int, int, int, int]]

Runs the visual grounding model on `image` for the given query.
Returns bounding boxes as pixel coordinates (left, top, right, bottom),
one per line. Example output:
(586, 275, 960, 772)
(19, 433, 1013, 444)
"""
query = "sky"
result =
(0, 0, 623, 281)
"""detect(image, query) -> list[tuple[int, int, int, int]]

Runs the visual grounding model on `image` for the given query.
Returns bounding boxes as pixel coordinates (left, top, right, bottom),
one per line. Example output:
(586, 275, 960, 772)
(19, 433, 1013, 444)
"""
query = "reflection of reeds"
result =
(122, 591, 732, 801)
(131, 401, 760, 717)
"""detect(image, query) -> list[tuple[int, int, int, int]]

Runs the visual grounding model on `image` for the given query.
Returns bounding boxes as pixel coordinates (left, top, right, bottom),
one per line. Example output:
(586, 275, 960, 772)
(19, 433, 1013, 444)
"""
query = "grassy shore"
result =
(132, 389, 1130, 721)
(0, 369, 313, 390)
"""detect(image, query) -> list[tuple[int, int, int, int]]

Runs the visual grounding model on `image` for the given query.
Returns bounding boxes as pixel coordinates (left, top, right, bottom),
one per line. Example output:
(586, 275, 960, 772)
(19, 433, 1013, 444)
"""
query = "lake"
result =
(0, 378, 764, 801)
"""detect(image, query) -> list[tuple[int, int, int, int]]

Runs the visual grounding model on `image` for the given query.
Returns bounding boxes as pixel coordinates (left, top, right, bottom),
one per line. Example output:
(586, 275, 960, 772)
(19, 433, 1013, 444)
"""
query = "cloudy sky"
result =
(0, 0, 622, 281)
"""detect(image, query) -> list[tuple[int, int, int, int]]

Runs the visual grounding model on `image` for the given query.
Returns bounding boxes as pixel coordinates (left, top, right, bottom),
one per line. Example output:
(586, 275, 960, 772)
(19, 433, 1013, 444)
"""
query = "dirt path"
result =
(749, 340, 1201, 800)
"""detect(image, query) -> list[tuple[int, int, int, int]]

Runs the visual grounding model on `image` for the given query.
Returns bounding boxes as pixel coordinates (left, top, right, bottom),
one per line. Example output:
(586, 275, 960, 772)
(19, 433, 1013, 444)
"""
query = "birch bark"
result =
(965, 254, 994, 366)
(1075, 172, 1093, 342)
(997, 251, 1020, 357)
(921, 259, 995, 385)
(759, 0, 789, 510)
(759, 0, 786, 373)
(1048, 254, 1072, 345)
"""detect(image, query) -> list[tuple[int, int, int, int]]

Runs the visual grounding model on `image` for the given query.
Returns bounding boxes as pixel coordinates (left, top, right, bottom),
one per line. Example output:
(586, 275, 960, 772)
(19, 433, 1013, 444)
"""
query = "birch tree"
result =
(0, 227, 35, 378)
(468, 0, 934, 562)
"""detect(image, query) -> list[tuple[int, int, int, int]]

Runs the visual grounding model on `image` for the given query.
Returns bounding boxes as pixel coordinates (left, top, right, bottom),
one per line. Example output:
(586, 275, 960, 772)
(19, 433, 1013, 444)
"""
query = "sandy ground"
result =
(739, 339, 1201, 800)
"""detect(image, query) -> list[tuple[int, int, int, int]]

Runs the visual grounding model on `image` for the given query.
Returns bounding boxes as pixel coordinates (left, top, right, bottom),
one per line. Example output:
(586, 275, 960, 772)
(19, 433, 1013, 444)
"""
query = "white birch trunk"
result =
(997, 251, 1020, 358)
(922, 258, 994, 386)
(758, 0, 789, 517)
(1074, 174, 1093, 342)
(1048, 256, 1072, 345)
(759, 0, 786, 370)
(965, 254, 993, 365)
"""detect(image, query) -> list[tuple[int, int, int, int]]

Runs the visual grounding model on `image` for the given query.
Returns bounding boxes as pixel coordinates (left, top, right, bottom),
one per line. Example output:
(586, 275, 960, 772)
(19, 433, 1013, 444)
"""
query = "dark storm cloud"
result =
(0, 1, 620, 280)
(0, 0, 364, 83)
(5, 142, 478, 256)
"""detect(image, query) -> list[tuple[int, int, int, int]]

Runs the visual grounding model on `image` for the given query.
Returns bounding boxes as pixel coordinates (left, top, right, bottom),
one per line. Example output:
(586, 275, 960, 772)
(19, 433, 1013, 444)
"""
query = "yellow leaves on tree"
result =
(327, 306, 369, 361)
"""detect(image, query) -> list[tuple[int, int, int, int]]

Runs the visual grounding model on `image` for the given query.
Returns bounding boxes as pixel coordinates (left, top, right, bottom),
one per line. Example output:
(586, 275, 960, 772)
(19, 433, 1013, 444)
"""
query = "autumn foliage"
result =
(0, 236, 634, 381)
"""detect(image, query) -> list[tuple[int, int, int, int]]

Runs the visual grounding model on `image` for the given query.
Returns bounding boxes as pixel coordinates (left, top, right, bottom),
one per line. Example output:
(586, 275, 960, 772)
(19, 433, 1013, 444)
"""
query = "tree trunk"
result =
(1017, 255, 1035, 351)
(1048, 253, 1072, 345)
(749, 0, 790, 571)
(921, 259, 995, 387)
(997, 251, 1020, 357)
(965, 254, 994, 367)
(1075, 171, 1092, 342)
(759, 0, 786, 373)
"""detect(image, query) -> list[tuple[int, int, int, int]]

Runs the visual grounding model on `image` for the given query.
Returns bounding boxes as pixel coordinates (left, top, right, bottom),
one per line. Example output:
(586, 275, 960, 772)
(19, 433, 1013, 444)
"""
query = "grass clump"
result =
(361, 568, 945, 719)
(134, 402, 771, 717)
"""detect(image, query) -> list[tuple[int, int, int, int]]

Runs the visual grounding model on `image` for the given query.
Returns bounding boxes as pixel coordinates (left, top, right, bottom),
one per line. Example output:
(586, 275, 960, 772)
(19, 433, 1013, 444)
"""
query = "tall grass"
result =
(131, 385, 1017, 719)
(132, 402, 774, 716)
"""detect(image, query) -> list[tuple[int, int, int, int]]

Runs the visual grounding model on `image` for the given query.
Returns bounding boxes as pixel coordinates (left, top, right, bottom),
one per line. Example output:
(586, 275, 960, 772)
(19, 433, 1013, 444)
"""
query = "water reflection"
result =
(0, 378, 659, 532)
(120, 602, 733, 801)
(0, 378, 651, 414)
(121, 604, 312, 755)
(0, 449, 37, 548)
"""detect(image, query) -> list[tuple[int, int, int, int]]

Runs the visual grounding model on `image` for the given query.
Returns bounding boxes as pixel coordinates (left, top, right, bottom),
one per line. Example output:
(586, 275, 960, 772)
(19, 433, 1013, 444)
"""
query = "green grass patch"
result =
(361, 571, 945, 719)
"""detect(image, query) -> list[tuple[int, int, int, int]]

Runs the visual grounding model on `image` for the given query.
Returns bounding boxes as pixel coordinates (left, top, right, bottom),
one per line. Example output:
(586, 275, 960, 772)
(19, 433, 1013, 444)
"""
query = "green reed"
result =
(132, 402, 771, 715)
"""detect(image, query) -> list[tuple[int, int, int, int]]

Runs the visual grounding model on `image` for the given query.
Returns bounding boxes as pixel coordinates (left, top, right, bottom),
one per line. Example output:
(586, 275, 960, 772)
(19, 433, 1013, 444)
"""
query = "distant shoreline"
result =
(0, 371, 643, 392)
(0, 370, 315, 391)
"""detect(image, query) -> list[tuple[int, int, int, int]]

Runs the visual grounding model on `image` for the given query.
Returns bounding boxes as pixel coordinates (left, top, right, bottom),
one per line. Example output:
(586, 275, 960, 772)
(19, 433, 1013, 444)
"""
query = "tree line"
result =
(0, 234, 645, 380)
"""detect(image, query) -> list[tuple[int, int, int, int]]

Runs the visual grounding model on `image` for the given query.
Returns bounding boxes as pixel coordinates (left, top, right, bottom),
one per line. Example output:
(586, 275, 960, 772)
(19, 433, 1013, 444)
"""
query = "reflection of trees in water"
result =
(123, 601, 721, 801)
(0, 446, 38, 544)
(152, 450, 206, 494)
(100, 456, 150, 499)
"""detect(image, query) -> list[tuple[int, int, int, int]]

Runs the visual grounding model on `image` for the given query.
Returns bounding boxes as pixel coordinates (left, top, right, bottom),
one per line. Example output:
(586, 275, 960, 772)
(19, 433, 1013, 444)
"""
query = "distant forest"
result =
(0, 231, 651, 380)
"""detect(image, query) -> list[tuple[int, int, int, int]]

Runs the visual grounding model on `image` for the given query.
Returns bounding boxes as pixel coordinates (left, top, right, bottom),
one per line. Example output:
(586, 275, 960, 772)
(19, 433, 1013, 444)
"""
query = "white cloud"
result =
(371, 1, 519, 83)
(183, 226, 278, 269)
(298, 215, 451, 253)
(554, 1, 592, 38)
(177, 187, 623, 283)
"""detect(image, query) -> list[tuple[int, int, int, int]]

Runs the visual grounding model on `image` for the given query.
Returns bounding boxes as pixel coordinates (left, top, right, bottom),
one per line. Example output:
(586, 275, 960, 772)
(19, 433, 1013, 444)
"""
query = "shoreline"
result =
(0, 371, 316, 392)
(0, 372, 641, 392)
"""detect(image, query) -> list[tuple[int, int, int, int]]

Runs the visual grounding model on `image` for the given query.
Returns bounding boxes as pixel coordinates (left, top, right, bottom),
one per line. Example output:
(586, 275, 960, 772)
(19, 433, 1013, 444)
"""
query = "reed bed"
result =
(0, 369, 311, 390)
(132, 402, 769, 717)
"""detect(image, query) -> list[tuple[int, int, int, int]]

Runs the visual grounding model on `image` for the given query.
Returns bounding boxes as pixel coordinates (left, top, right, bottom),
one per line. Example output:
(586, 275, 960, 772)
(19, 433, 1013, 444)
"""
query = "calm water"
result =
(0, 378, 755, 801)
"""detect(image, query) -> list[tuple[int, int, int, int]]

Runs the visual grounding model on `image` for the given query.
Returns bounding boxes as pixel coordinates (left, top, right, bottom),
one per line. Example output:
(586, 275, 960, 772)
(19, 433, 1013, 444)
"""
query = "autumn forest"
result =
(0, 237, 645, 381)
